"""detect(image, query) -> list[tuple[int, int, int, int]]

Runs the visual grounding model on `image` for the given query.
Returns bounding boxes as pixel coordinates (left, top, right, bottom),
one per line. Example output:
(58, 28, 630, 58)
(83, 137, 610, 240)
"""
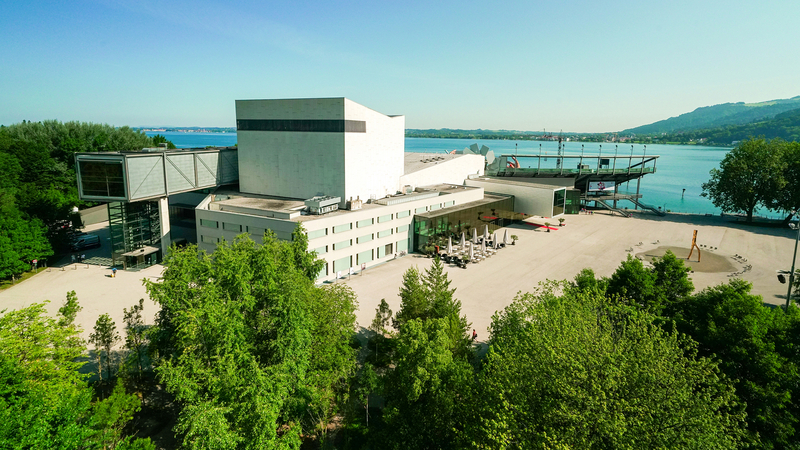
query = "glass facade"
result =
(565, 189, 581, 214)
(553, 189, 566, 216)
(79, 160, 126, 198)
(413, 195, 517, 252)
(108, 201, 162, 268)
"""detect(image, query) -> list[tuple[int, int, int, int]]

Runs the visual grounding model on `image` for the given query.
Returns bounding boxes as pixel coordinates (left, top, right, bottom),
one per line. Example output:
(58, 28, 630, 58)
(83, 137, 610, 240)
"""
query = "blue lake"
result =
(146, 132, 777, 218)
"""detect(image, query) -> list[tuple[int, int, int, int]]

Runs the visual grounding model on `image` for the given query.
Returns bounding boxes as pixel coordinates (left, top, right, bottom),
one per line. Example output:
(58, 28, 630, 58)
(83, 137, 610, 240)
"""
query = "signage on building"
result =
(588, 181, 615, 192)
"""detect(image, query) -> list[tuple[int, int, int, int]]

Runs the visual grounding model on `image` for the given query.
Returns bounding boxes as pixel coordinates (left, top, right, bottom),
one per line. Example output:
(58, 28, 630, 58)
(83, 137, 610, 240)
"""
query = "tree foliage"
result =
(468, 286, 745, 449)
(145, 228, 358, 449)
(669, 279, 800, 449)
(90, 313, 120, 382)
(701, 137, 791, 221)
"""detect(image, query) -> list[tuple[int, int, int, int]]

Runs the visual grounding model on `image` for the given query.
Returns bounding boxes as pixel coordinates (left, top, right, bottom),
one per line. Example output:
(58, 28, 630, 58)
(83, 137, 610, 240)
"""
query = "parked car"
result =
(71, 234, 101, 251)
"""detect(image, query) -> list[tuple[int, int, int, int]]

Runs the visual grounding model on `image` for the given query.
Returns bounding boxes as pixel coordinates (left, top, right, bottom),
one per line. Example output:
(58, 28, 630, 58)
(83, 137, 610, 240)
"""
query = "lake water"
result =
(146, 132, 778, 218)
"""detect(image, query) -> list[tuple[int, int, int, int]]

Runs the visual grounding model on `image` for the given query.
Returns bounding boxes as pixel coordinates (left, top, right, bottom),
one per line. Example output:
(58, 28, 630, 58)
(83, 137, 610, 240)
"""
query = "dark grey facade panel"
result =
(236, 119, 366, 133)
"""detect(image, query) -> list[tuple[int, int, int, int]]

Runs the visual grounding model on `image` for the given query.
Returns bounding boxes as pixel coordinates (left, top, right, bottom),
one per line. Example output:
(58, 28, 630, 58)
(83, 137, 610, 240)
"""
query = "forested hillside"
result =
(624, 96, 800, 134)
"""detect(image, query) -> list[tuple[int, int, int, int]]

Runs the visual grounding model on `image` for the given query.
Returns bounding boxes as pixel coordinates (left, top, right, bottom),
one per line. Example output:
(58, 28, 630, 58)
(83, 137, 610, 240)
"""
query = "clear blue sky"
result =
(1, 0, 798, 132)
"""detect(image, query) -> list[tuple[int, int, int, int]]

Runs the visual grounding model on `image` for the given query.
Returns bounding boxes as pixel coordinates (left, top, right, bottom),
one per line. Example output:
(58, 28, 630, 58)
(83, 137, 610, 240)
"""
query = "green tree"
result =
(606, 251, 694, 314)
(380, 318, 473, 450)
(57, 290, 82, 327)
(146, 229, 357, 449)
(468, 287, 745, 449)
(0, 211, 53, 280)
(701, 137, 788, 222)
(393, 266, 427, 328)
(606, 254, 657, 308)
(150, 134, 176, 149)
(122, 298, 149, 382)
(90, 313, 120, 381)
(92, 378, 143, 449)
(669, 279, 800, 449)
(0, 302, 94, 449)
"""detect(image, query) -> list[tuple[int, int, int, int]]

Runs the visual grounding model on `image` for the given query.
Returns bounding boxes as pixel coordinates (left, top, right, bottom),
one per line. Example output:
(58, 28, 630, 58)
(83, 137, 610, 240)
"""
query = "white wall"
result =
(236, 98, 405, 205)
(465, 179, 561, 218)
(399, 154, 484, 189)
(343, 99, 404, 202)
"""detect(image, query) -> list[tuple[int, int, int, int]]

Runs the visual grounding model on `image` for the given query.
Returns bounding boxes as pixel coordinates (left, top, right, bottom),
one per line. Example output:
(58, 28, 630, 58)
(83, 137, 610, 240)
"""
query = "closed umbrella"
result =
(472, 228, 478, 245)
(481, 239, 486, 254)
(493, 232, 499, 249)
(469, 245, 474, 261)
(460, 232, 466, 249)
(503, 229, 509, 245)
(448, 237, 453, 254)
(483, 225, 489, 241)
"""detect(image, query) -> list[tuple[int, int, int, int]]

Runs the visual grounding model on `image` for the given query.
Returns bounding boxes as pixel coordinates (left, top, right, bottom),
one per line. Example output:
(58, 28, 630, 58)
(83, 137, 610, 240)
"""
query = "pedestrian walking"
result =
(472, 329, 477, 341)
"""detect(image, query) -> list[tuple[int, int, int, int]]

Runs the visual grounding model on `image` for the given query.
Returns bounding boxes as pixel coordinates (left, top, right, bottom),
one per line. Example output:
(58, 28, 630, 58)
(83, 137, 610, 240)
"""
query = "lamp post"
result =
(786, 220, 800, 310)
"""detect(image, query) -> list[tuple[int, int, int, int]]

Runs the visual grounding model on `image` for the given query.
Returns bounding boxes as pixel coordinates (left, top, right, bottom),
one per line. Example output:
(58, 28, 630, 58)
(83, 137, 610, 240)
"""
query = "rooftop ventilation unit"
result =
(304, 195, 340, 215)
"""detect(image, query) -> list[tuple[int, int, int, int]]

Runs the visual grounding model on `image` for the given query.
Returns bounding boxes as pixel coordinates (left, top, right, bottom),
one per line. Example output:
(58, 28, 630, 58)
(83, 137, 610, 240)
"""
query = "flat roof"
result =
(75, 146, 237, 156)
(415, 192, 513, 219)
(470, 177, 570, 190)
(403, 152, 470, 176)
(207, 184, 478, 223)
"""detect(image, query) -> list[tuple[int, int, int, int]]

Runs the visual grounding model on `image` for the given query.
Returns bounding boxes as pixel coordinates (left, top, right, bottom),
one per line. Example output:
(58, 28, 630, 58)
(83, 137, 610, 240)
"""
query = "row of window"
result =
(322, 238, 410, 277)
(307, 224, 410, 256)
(305, 201, 453, 241)
(199, 219, 264, 237)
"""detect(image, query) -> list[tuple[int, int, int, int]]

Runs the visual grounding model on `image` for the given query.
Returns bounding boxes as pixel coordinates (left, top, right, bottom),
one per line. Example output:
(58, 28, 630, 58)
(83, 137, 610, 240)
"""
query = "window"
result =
(444, 201, 455, 207)
(430, 203, 442, 211)
(201, 235, 219, 244)
(247, 226, 266, 238)
(357, 249, 373, 265)
(378, 243, 393, 258)
(357, 218, 374, 228)
(223, 222, 241, 232)
(318, 263, 328, 279)
(396, 224, 409, 233)
(334, 239, 352, 250)
(333, 256, 352, 274)
(378, 214, 392, 223)
(357, 234, 373, 244)
(396, 239, 408, 252)
(396, 210, 411, 219)
(378, 229, 393, 238)
(79, 160, 125, 198)
(415, 207, 427, 214)
(333, 223, 352, 233)
(200, 219, 218, 229)
(307, 228, 327, 239)
(313, 245, 327, 255)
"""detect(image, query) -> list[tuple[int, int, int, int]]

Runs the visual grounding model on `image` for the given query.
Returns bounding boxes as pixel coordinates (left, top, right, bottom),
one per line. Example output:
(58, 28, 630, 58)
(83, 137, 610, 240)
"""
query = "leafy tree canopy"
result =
(470, 286, 745, 449)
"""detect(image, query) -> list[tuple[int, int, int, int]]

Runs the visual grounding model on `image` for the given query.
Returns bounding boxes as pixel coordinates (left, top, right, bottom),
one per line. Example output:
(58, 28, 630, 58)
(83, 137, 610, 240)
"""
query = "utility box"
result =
(304, 196, 341, 215)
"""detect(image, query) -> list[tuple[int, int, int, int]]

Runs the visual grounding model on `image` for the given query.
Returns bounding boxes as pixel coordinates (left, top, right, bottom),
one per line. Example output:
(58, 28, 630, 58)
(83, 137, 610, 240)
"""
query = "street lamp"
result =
(780, 218, 800, 310)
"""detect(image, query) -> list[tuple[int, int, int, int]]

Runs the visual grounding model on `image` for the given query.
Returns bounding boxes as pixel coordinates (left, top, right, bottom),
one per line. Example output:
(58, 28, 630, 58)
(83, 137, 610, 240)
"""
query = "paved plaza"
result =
(1, 212, 796, 345)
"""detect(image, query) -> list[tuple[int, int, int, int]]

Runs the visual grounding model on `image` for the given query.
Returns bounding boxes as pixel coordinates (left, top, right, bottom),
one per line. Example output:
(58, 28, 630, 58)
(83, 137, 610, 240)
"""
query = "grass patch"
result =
(0, 267, 47, 291)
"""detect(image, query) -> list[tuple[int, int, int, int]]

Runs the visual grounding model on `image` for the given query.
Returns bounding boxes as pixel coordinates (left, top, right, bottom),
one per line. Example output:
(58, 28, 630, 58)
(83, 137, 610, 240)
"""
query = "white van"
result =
(71, 234, 101, 251)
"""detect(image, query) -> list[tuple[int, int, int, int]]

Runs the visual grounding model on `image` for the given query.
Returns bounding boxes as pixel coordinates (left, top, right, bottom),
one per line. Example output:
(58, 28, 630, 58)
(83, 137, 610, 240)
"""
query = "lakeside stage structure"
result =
(74, 98, 660, 279)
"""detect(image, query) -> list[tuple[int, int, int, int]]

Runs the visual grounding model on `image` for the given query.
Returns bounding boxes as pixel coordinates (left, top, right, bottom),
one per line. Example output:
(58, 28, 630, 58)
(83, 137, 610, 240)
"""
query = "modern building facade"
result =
(75, 97, 658, 278)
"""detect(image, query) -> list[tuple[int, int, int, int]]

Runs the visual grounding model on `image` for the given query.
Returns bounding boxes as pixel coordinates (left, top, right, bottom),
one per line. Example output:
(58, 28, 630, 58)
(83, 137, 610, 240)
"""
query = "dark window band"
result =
(237, 119, 366, 133)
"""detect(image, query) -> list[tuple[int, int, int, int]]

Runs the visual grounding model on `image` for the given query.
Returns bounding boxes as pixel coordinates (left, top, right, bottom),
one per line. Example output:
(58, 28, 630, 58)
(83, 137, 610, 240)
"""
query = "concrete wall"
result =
(399, 154, 484, 189)
(79, 204, 109, 226)
(236, 98, 405, 205)
(465, 179, 561, 218)
(195, 186, 485, 282)
(343, 99, 405, 202)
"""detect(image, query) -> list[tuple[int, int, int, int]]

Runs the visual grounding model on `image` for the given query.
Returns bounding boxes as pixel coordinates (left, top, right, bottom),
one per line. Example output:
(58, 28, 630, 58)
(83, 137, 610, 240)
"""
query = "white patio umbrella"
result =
(503, 229, 509, 245)
(469, 245, 474, 261)
(483, 225, 489, 241)
(481, 239, 486, 254)
(493, 232, 499, 249)
(447, 236, 453, 254)
(472, 228, 478, 245)
(460, 232, 466, 249)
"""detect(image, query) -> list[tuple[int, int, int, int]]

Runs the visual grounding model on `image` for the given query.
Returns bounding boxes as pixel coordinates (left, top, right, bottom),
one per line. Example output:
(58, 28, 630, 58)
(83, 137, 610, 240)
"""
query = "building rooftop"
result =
(470, 177, 570, 190)
(403, 152, 470, 176)
(206, 183, 480, 222)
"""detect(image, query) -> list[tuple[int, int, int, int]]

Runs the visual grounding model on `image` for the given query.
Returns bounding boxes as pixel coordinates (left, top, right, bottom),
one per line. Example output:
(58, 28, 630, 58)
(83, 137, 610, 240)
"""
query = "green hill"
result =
(623, 96, 800, 134)
(647, 107, 800, 145)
